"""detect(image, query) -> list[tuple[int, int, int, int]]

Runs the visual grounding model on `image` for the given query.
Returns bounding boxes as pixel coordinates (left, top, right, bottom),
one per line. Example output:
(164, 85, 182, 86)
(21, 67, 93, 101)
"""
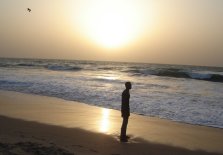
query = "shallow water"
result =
(0, 58, 223, 128)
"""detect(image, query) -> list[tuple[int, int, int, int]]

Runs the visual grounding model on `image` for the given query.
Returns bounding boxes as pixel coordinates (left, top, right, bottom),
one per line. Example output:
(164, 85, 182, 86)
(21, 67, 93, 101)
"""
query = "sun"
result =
(72, 0, 152, 49)
(86, 11, 134, 48)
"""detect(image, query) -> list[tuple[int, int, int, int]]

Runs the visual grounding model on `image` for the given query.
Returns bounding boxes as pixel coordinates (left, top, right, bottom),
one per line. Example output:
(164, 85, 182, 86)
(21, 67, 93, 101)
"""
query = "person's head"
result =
(125, 82, 132, 90)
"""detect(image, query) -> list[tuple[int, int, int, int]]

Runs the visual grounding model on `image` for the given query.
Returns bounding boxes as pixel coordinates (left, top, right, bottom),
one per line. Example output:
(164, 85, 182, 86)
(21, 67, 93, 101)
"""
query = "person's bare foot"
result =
(120, 138, 128, 142)
(120, 136, 128, 142)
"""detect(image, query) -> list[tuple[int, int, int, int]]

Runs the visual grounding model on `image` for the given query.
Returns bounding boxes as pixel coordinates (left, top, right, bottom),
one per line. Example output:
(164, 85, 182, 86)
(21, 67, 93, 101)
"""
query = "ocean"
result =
(0, 58, 223, 128)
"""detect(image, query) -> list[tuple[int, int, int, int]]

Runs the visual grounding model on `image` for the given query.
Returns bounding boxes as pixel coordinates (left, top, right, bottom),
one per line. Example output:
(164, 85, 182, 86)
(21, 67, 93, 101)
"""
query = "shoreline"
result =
(0, 90, 223, 154)
(1, 90, 222, 130)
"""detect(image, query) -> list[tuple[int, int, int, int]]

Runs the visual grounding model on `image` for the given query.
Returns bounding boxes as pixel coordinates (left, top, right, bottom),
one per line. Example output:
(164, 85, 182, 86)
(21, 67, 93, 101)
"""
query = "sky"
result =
(0, 0, 223, 67)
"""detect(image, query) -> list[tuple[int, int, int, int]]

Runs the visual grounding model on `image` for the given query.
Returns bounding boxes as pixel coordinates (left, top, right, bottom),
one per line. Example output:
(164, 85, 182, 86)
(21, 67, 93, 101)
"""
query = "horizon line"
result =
(0, 56, 222, 68)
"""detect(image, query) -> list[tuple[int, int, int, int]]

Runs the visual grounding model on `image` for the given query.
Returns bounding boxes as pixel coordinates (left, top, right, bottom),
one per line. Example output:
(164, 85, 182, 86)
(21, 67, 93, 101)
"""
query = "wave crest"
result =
(125, 68, 223, 82)
(46, 65, 82, 71)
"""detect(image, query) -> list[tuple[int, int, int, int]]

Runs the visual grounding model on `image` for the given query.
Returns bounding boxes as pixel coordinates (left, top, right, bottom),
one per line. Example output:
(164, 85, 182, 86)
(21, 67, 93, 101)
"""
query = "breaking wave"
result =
(1, 58, 223, 82)
(125, 68, 223, 83)
(46, 65, 82, 71)
(0, 61, 82, 72)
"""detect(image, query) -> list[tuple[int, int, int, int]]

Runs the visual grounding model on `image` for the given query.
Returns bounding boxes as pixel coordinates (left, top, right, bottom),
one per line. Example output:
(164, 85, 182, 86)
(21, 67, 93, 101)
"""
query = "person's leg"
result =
(120, 116, 129, 140)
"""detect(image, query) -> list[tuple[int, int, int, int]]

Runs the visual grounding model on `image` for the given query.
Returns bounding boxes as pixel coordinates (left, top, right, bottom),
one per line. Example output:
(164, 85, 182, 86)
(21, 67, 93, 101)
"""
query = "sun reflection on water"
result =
(97, 72, 120, 81)
(99, 108, 110, 133)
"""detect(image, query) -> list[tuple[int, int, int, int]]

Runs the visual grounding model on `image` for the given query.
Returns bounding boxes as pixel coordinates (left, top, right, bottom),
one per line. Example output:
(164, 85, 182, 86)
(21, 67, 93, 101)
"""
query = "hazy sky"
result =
(1, 0, 223, 67)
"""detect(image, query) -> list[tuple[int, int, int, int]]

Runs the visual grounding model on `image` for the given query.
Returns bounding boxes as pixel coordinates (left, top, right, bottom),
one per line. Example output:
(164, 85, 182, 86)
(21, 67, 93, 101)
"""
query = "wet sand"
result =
(0, 90, 223, 155)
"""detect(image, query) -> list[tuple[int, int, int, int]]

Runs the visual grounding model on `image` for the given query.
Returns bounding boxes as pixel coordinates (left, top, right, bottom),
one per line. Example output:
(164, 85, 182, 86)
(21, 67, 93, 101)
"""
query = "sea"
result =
(0, 58, 223, 128)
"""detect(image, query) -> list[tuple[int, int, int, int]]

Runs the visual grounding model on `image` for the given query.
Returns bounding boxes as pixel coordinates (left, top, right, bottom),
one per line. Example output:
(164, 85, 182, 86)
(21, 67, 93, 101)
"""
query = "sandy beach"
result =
(0, 90, 223, 155)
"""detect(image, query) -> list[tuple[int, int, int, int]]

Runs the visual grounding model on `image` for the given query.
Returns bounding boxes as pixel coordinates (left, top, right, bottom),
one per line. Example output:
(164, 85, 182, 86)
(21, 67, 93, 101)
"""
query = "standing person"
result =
(120, 82, 132, 142)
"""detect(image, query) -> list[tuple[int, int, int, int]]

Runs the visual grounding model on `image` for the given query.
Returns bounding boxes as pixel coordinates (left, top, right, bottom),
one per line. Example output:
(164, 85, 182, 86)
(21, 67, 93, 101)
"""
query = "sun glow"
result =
(72, 0, 153, 49)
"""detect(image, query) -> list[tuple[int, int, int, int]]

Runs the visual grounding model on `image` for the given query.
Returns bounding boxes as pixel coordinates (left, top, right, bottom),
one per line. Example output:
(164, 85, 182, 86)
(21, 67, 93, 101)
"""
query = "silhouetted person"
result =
(120, 82, 132, 142)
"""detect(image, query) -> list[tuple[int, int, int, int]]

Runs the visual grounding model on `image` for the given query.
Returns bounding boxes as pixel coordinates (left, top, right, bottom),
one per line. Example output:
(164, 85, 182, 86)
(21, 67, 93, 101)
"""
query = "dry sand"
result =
(0, 90, 223, 155)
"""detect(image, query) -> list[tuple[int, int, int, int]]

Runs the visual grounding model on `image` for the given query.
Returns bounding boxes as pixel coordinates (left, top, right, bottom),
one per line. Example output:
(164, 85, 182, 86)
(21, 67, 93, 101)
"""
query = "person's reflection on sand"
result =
(120, 82, 132, 142)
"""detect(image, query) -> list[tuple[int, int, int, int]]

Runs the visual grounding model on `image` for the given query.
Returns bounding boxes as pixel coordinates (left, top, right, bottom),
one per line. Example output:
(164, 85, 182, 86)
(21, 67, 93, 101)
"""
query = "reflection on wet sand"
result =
(99, 108, 110, 133)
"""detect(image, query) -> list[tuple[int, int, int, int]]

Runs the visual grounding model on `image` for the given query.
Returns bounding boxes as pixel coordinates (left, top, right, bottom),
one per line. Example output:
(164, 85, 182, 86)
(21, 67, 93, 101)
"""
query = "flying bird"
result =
(27, 8, 31, 12)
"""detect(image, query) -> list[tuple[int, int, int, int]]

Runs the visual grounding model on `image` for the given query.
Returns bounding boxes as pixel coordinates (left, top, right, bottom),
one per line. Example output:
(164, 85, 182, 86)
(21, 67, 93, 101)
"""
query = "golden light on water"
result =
(97, 72, 120, 81)
(99, 108, 110, 133)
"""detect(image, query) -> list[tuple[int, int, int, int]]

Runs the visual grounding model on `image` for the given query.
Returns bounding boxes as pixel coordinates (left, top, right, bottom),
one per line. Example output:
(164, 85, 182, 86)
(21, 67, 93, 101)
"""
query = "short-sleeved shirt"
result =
(121, 89, 130, 117)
